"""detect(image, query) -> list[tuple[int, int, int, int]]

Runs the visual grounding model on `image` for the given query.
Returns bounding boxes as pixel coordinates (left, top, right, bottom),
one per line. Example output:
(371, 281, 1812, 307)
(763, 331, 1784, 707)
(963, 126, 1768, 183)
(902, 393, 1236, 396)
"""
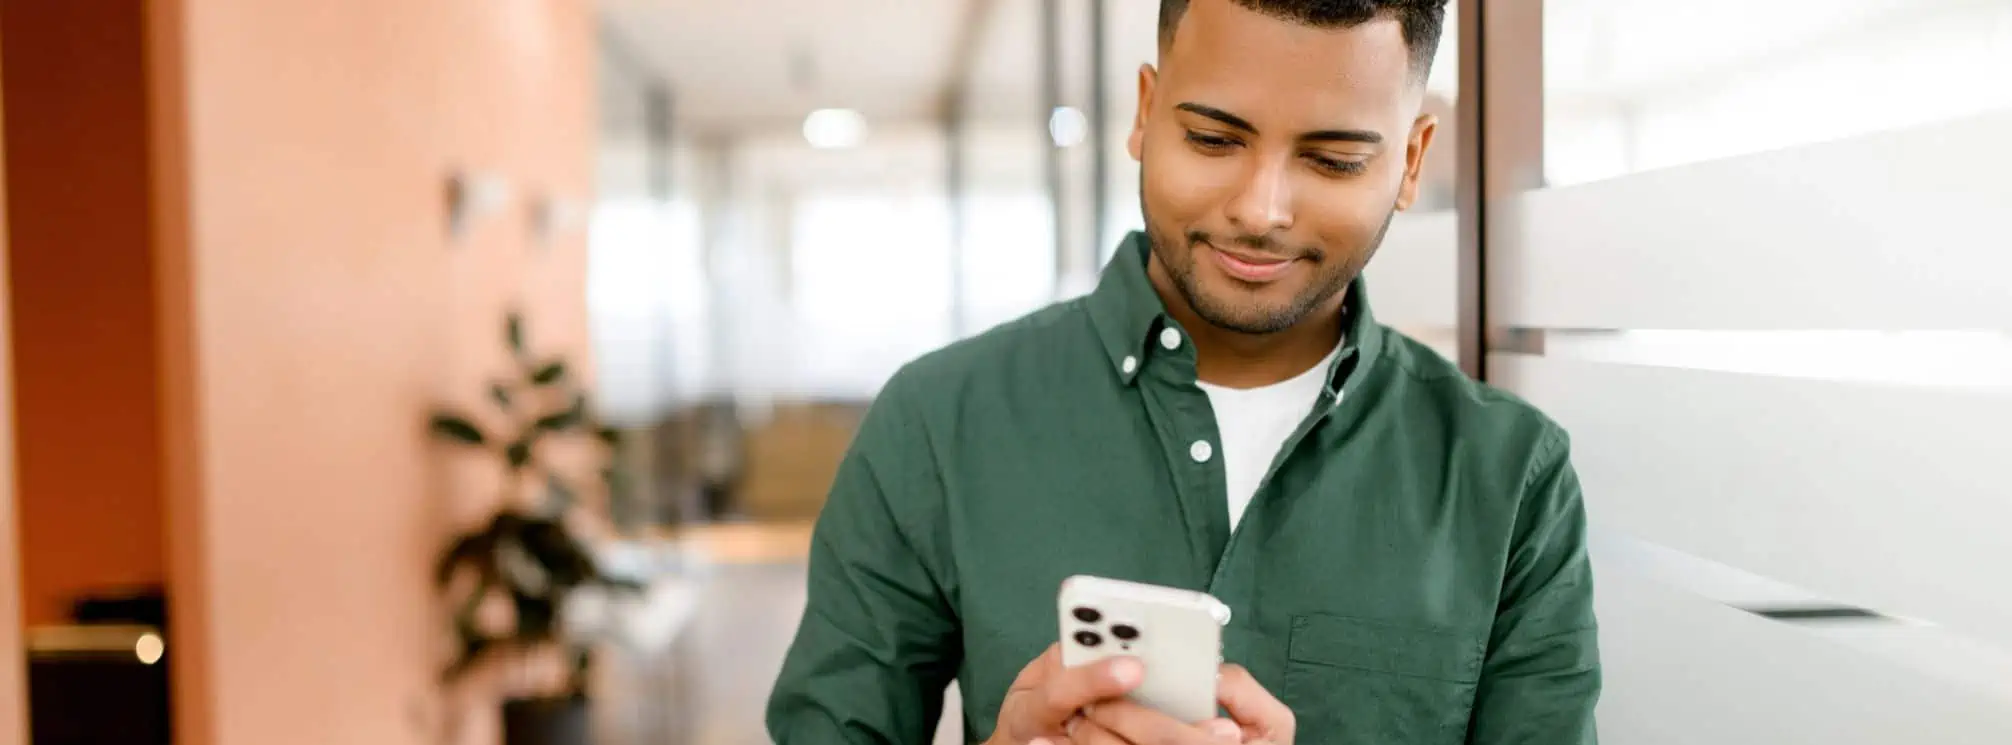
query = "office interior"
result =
(0, 0, 2007, 743)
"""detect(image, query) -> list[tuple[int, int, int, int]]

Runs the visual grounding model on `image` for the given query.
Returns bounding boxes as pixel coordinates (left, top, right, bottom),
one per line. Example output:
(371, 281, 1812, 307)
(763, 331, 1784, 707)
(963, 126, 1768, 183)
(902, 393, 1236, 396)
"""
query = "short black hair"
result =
(1158, 0, 1450, 83)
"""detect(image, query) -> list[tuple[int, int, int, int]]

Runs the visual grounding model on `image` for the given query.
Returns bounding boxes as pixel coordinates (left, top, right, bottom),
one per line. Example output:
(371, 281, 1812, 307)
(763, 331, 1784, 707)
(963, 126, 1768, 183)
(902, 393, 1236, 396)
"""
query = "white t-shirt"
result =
(1196, 343, 1341, 531)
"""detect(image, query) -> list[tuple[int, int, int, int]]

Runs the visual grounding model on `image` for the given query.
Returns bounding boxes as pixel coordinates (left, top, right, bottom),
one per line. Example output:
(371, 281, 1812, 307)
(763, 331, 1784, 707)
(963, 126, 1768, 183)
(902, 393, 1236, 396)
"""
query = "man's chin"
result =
(1193, 278, 1294, 313)
(1189, 295, 1301, 335)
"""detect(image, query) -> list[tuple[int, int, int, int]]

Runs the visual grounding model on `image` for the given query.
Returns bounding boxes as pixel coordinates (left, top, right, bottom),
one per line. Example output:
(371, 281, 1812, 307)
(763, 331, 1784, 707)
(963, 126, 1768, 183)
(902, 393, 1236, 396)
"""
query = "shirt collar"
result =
(1084, 231, 1387, 396)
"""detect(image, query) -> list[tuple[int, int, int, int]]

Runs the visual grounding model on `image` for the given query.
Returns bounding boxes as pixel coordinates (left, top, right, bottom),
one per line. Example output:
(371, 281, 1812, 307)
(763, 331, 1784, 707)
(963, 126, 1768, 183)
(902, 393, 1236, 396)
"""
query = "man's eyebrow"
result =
(1302, 129, 1383, 145)
(1176, 102, 1257, 133)
(1175, 102, 1384, 145)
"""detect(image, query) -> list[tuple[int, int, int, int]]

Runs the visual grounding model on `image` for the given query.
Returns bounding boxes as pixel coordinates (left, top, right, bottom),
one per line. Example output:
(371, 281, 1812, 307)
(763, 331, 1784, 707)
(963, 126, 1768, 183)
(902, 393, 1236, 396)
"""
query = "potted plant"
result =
(428, 311, 640, 745)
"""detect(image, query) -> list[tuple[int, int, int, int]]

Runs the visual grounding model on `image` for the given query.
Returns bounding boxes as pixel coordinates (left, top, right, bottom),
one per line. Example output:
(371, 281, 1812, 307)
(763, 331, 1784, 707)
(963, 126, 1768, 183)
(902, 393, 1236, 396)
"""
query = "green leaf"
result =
(599, 574, 646, 593)
(429, 414, 486, 446)
(505, 312, 526, 356)
(512, 592, 559, 642)
(601, 466, 629, 500)
(442, 571, 498, 682)
(442, 631, 491, 682)
(530, 360, 567, 385)
(434, 532, 491, 588)
(544, 475, 576, 514)
(570, 647, 593, 684)
(517, 519, 598, 588)
(506, 439, 533, 469)
(489, 383, 512, 409)
(535, 394, 587, 432)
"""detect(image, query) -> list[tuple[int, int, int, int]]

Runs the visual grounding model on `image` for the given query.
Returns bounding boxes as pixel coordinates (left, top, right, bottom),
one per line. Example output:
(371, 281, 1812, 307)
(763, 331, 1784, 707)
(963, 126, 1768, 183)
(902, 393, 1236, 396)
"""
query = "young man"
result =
(766, 1, 1600, 743)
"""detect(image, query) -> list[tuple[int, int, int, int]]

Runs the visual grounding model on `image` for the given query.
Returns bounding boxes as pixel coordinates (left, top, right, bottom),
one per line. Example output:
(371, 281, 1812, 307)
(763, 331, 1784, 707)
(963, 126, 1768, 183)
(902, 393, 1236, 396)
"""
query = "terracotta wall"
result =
(0, 15, 25, 744)
(150, 1, 595, 744)
(1, 0, 167, 628)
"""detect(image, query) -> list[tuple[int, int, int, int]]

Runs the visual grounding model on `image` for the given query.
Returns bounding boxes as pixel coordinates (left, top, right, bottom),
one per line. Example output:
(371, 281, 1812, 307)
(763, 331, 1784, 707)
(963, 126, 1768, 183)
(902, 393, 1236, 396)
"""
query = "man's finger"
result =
(1026, 655, 1145, 726)
(1010, 644, 1065, 690)
(1217, 664, 1294, 740)
(1084, 700, 1236, 744)
(1064, 716, 1130, 745)
(1199, 718, 1244, 741)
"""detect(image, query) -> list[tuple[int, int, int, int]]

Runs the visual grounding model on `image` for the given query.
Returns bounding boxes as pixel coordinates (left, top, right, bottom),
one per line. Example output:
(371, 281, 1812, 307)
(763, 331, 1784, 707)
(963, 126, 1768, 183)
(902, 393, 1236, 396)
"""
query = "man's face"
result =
(1131, 0, 1436, 335)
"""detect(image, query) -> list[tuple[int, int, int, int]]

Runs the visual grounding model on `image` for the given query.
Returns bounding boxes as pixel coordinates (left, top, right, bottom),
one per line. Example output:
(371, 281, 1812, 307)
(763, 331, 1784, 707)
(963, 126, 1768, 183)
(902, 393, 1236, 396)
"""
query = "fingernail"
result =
(1109, 657, 1144, 686)
(1207, 719, 1242, 741)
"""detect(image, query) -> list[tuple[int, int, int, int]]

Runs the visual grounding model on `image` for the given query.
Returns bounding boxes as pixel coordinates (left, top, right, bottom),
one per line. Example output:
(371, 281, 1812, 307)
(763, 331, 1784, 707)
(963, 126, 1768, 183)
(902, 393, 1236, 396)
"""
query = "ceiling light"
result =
(803, 108, 867, 149)
(136, 632, 165, 665)
(1049, 106, 1088, 148)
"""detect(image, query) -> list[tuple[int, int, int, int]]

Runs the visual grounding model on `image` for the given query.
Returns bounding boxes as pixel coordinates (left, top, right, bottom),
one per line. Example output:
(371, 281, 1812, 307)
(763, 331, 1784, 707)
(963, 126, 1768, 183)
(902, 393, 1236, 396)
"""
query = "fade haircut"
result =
(1158, 0, 1450, 84)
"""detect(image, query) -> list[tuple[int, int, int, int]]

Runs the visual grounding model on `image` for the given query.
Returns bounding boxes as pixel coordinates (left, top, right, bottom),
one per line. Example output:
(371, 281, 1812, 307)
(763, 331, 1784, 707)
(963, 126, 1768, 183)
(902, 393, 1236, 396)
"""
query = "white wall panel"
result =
(1493, 354, 2012, 652)
(1364, 210, 1459, 330)
(1595, 566, 2012, 744)
(1495, 109, 2012, 330)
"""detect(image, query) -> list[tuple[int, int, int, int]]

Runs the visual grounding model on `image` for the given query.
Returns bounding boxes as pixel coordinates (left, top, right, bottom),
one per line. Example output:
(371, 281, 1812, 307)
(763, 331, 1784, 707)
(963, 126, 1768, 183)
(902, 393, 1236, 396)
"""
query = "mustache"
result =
(1185, 230, 1324, 261)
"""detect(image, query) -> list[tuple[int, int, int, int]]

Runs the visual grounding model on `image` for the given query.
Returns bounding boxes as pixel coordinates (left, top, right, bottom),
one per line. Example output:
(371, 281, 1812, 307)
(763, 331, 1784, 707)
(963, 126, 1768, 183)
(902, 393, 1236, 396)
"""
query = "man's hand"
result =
(1214, 664, 1294, 744)
(1069, 664, 1293, 745)
(990, 649, 1292, 745)
(985, 644, 1145, 745)
(1067, 701, 1242, 744)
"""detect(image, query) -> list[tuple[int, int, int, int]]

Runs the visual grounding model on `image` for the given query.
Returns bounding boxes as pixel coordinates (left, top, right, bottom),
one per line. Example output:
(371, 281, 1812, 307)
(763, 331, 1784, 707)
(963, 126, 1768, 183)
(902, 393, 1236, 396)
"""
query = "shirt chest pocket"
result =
(1281, 614, 1485, 745)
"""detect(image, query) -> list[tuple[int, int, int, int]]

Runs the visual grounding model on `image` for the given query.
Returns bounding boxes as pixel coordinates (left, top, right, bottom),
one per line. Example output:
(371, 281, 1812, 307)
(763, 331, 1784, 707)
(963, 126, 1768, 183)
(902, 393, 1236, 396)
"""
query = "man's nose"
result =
(1224, 156, 1294, 236)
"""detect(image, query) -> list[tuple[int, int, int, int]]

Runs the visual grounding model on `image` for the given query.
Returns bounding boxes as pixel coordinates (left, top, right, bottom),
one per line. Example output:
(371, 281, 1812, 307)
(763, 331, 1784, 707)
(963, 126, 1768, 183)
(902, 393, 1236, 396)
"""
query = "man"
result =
(767, 0, 1600, 743)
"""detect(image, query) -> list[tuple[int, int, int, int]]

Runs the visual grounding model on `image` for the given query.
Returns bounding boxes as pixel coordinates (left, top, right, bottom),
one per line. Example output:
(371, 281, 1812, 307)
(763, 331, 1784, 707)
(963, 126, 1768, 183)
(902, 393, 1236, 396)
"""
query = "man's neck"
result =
(1148, 256, 1346, 390)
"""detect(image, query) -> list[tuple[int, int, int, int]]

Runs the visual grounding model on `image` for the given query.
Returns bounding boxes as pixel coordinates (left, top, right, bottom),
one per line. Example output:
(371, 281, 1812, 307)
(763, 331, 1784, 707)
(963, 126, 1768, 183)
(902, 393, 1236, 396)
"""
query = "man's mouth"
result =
(1207, 243, 1297, 283)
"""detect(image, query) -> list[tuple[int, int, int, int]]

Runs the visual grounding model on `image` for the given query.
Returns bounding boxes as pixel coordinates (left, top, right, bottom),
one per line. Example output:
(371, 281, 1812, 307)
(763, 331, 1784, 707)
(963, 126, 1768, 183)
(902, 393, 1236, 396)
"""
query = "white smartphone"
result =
(1056, 575, 1233, 724)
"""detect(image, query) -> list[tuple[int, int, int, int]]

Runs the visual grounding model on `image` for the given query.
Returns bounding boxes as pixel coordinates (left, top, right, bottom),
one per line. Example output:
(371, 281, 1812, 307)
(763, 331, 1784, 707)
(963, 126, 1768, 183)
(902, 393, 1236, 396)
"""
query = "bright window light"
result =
(1049, 106, 1088, 147)
(803, 108, 868, 149)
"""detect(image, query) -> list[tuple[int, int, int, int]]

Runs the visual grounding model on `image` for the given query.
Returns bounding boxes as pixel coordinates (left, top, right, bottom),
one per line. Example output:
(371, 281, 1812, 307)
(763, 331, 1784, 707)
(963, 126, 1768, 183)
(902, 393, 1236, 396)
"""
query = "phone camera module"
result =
(1110, 624, 1139, 641)
(1072, 630, 1103, 647)
(1072, 607, 1102, 624)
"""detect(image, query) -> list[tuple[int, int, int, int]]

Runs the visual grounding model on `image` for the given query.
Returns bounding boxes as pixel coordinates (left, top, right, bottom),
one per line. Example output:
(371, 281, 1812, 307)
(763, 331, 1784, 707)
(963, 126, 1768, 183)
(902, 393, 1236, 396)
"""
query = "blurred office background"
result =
(0, 1, 2007, 744)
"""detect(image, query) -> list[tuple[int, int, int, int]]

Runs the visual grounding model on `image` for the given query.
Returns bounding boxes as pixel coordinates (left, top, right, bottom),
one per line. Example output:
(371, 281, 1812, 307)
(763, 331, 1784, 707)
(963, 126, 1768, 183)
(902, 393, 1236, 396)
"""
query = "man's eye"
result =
(1306, 154, 1368, 176)
(1185, 132, 1239, 151)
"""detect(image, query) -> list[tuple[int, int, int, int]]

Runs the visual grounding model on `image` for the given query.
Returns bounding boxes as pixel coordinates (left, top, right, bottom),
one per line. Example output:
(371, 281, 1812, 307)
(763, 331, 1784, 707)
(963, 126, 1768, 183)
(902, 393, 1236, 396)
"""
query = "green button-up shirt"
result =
(767, 233, 1600, 744)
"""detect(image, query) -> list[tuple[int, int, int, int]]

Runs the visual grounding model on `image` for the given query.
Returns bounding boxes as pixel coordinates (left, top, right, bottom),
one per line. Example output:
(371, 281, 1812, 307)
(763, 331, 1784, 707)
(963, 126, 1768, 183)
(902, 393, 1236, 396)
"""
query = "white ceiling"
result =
(958, 0, 1462, 123)
(959, 0, 1167, 119)
(606, 0, 1956, 139)
(597, 0, 1457, 139)
(600, 0, 975, 135)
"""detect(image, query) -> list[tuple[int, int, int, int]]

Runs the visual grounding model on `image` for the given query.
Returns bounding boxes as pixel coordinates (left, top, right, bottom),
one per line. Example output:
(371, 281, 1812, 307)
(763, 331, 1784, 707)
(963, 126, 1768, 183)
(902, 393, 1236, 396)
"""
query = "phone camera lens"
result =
(1072, 630, 1103, 647)
(1071, 607, 1102, 624)
(1110, 624, 1139, 641)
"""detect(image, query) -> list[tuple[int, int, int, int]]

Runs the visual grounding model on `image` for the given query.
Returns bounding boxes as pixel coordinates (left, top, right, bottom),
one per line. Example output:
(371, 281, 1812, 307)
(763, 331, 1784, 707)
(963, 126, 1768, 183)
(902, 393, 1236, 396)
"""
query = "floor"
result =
(593, 521, 965, 744)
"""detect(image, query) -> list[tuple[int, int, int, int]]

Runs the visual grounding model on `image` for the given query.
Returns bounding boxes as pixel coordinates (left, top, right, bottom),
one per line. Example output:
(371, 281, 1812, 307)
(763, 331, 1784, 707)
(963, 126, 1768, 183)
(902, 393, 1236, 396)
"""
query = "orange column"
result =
(0, 0, 168, 628)
(153, 1, 596, 744)
(0, 13, 26, 745)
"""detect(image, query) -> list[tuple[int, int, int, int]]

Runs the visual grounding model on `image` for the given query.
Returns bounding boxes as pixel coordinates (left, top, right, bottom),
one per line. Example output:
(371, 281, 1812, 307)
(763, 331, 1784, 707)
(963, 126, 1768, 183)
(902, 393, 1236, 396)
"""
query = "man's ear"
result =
(1128, 63, 1157, 162)
(1395, 113, 1438, 211)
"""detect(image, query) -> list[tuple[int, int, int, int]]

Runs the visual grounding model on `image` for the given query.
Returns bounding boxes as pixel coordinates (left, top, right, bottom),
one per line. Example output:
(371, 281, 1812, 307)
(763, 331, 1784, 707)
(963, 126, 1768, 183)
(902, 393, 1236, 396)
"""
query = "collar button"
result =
(1189, 440, 1213, 463)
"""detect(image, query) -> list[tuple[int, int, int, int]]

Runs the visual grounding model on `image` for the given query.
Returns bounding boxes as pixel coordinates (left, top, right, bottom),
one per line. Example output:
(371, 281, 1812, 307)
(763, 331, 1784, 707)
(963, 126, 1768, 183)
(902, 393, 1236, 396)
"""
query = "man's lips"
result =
(1207, 243, 1297, 283)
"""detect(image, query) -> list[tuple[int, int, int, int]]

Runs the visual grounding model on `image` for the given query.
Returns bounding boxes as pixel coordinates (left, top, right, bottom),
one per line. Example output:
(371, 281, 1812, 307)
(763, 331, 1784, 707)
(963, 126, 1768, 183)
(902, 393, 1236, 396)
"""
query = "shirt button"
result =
(1160, 328, 1182, 350)
(1190, 440, 1213, 463)
(1122, 356, 1138, 374)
